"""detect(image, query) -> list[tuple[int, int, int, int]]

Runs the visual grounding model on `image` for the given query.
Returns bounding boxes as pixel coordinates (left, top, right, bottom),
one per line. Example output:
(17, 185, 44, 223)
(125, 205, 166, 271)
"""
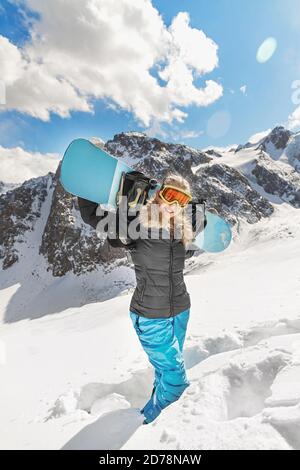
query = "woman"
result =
(78, 173, 205, 424)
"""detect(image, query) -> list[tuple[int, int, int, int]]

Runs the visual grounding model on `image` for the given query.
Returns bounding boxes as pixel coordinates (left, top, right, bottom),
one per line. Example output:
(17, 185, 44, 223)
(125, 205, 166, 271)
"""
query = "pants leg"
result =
(129, 310, 190, 423)
(152, 309, 190, 393)
(174, 308, 190, 353)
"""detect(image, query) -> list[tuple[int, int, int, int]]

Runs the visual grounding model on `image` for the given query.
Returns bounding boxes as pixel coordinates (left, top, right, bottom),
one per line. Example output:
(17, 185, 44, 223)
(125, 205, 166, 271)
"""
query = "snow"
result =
(0, 177, 136, 323)
(1, 198, 300, 449)
(248, 129, 271, 145)
(285, 132, 300, 171)
(200, 131, 300, 182)
(0, 181, 20, 195)
(207, 146, 300, 208)
(264, 141, 285, 160)
(256, 130, 300, 171)
(202, 144, 238, 153)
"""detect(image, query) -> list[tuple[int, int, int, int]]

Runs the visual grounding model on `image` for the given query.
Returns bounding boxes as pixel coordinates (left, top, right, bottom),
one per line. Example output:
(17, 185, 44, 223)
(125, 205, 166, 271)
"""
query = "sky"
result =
(0, 0, 300, 162)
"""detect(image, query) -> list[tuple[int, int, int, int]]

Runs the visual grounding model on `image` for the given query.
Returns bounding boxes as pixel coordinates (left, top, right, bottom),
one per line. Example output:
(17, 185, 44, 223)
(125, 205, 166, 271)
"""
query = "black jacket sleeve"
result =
(77, 196, 137, 249)
(185, 200, 207, 259)
(192, 201, 207, 237)
(77, 197, 107, 230)
(78, 196, 116, 240)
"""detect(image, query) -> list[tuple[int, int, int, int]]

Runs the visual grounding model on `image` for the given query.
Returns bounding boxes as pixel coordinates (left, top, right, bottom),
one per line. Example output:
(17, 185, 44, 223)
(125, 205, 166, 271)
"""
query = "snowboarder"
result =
(78, 172, 206, 424)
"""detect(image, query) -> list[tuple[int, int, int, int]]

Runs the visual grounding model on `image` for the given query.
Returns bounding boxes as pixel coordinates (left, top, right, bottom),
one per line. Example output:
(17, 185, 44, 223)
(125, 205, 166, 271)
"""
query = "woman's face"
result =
(156, 190, 182, 218)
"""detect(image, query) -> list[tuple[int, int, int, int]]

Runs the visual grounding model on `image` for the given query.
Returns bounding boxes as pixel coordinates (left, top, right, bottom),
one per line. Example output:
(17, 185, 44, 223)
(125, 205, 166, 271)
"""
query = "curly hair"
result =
(138, 172, 195, 248)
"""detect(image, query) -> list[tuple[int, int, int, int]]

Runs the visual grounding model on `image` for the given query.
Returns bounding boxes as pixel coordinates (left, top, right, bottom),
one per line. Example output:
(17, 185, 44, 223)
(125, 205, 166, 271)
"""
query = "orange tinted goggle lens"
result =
(161, 187, 191, 206)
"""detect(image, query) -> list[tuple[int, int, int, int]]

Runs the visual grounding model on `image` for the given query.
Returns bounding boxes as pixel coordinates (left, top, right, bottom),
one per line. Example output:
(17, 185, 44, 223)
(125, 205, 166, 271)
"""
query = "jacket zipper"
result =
(169, 236, 174, 316)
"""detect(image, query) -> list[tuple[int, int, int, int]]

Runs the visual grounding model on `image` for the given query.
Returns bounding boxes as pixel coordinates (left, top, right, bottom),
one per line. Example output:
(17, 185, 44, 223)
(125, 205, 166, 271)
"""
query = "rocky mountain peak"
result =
(0, 174, 51, 270)
(261, 126, 292, 150)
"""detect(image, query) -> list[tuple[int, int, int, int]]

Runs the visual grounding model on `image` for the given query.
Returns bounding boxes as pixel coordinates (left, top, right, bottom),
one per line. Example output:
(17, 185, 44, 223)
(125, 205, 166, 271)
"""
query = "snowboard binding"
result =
(115, 171, 158, 210)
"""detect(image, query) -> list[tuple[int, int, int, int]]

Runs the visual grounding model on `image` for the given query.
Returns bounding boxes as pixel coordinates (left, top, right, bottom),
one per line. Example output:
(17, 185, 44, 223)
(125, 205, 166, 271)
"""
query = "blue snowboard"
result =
(60, 138, 232, 253)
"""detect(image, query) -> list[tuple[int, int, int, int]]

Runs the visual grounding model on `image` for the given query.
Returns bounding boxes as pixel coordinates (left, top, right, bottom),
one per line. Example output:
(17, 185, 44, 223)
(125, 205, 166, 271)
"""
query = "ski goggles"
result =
(158, 185, 192, 207)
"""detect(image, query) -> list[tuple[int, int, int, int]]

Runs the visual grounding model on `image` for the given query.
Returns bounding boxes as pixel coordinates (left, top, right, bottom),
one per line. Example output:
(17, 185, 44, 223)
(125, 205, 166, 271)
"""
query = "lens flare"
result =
(256, 37, 277, 63)
(206, 110, 231, 139)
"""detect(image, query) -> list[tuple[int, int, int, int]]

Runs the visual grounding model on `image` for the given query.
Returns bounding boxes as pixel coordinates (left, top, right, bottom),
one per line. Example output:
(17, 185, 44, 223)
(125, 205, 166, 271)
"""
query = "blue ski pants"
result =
(129, 308, 190, 423)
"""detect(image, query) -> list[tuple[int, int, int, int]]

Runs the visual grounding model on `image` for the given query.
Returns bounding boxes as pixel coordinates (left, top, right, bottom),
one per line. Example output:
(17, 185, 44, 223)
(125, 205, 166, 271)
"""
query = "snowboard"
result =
(60, 138, 232, 253)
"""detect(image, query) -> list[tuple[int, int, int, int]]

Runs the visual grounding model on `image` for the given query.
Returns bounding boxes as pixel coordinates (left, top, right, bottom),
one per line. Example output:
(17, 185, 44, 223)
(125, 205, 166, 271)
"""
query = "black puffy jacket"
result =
(77, 197, 206, 319)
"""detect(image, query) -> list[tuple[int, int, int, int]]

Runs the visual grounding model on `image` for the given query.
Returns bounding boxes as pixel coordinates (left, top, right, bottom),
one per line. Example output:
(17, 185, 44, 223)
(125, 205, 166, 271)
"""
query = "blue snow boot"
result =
(140, 394, 163, 424)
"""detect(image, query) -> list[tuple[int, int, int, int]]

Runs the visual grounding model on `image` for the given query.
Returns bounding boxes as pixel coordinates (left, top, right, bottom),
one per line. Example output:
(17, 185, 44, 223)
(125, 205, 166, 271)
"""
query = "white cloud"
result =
(240, 85, 247, 95)
(247, 129, 271, 144)
(144, 120, 168, 139)
(0, 144, 60, 184)
(287, 106, 300, 130)
(180, 129, 204, 139)
(144, 119, 204, 140)
(0, 0, 222, 127)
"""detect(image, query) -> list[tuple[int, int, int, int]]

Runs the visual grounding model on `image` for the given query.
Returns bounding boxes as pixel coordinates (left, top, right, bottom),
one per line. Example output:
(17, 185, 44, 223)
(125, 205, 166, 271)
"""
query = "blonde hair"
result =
(138, 172, 194, 248)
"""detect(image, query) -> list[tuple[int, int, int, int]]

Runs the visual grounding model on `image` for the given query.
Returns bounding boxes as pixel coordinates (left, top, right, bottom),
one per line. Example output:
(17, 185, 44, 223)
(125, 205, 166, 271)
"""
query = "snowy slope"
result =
(259, 127, 300, 171)
(211, 146, 300, 208)
(1, 202, 300, 450)
(284, 132, 300, 171)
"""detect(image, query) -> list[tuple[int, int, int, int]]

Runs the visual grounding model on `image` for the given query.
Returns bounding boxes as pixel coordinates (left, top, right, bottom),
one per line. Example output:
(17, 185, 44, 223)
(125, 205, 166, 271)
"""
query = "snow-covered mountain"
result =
(258, 126, 300, 172)
(211, 126, 300, 208)
(106, 132, 273, 224)
(235, 125, 300, 173)
(0, 127, 299, 323)
(1, 126, 300, 449)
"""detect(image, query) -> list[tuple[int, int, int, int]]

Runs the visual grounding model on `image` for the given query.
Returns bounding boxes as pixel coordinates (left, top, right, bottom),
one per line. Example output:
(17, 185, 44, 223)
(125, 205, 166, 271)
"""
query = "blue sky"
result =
(0, 0, 300, 156)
